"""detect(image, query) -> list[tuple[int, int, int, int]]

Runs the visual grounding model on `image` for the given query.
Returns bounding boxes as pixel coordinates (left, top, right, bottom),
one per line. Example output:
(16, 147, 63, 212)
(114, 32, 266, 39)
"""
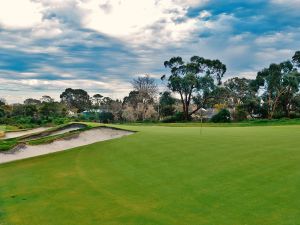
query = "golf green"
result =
(1, 125, 300, 225)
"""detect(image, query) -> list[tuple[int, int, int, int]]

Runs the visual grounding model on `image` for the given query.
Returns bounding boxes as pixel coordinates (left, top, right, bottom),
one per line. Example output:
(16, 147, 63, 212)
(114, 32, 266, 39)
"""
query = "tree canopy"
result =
(60, 88, 91, 113)
(163, 56, 226, 120)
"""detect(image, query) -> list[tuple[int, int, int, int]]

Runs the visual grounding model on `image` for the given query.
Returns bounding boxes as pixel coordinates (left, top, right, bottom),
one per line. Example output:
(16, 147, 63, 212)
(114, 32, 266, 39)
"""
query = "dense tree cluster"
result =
(1, 51, 300, 125)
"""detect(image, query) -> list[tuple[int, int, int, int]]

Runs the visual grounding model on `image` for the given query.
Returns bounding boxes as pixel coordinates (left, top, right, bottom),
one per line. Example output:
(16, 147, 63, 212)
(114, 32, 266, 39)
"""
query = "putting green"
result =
(1, 125, 300, 225)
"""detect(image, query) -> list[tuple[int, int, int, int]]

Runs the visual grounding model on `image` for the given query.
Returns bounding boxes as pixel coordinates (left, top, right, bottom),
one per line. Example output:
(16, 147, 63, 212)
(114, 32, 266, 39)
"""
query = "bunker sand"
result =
(0, 127, 50, 140)
(0, 127, 133, 164)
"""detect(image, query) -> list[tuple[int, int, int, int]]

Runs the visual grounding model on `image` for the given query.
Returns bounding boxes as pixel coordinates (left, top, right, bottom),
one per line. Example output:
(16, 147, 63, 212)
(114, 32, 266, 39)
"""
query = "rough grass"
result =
(26, 132, 79, 145)
(1, 125, 300, 225)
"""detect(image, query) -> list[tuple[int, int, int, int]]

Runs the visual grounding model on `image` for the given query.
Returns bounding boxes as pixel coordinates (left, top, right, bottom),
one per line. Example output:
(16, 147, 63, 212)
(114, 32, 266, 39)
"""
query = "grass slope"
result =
(1, 125, 300, 224)
(0, 122, 97, 152)
(0, 125, 20, 138)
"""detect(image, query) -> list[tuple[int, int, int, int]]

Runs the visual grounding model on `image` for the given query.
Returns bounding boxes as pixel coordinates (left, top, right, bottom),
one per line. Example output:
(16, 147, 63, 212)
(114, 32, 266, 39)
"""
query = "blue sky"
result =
(0, 0, 300, 103)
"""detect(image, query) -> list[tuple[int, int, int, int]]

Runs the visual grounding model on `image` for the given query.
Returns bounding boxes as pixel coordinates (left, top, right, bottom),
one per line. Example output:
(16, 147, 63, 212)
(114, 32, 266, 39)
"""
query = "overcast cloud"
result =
(0, 0, 300, 102)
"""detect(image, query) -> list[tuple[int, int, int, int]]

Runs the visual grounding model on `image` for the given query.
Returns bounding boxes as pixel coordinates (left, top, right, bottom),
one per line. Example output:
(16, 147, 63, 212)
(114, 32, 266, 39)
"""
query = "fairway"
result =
(1, 125, 300, 225)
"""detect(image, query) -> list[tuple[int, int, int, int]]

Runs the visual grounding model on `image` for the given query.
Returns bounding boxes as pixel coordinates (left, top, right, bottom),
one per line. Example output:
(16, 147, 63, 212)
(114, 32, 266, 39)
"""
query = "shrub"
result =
(234, 107, 248, 121)
(289, 112, 300, 119)
(162, 112, 185, 123)
(211, 109, 231, 123)
(99, 112, 114, 123)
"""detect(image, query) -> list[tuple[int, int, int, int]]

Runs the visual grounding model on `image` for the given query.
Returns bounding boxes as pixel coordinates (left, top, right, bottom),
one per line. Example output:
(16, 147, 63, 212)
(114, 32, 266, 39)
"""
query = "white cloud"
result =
(271, 0, 300, 6)
(255, 48, 294, 63)
(31, 18, 63, 38)
(0, 0, 43, 28)
(0, 77, 132, 103)
(0, 0, 211, 46)
(75, 0, 212, 45)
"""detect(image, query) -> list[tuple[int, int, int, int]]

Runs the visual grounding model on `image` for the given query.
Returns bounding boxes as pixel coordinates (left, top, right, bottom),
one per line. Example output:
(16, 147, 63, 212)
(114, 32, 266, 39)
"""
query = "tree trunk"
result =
(184, 102, 189, 120)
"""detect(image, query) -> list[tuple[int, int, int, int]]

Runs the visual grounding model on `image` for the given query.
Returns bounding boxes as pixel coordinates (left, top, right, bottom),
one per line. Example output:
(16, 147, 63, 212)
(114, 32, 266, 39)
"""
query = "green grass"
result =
(1, 125, 300, 224)
(0, 125, 21, 132)
(27, 132, 79, 145)
(122, 118, 300, 127)
(0, 138, 18, 151)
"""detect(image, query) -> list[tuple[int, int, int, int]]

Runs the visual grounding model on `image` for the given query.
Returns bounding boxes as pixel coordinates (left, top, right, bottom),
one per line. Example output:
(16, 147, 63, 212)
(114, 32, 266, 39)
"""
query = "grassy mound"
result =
(1, 125, 300, 224)
(0, 123, 93, 152)
(0, 131, 4, 138)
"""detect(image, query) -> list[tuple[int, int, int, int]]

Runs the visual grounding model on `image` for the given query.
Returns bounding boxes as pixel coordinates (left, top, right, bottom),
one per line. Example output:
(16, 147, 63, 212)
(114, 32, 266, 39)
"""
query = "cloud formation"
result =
(0, 0, 300, 102)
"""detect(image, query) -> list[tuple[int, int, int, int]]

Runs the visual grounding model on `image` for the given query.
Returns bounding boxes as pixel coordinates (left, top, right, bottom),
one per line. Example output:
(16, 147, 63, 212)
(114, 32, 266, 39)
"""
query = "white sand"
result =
(47, 127, 82, 137)
(0, 127, 50, 140)
(0, 128, 133, 164)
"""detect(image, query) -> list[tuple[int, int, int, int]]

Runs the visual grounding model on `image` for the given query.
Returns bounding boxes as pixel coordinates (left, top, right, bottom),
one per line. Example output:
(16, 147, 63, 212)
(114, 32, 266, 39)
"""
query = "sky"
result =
(0, 0, 300, 103)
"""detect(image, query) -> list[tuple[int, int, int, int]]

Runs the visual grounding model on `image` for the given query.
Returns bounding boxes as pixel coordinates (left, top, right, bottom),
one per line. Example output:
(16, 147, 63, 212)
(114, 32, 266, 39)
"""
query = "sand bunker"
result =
(20, 123, 86, 141)
(0, 127, 50, 140)
(0, 127, 133, 164)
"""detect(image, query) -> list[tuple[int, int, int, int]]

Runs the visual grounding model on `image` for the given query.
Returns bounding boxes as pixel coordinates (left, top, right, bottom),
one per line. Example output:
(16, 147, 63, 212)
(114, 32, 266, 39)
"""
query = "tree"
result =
(211, 109, 231, 123)
(24, 98, 41, 105)
(99, 112, 114, 123)
(254, 61, 300, 119)
(39, 102, 64, 118)
(60, 88, 91, 113)
(224, 77, 255, 105)
(99, 97, 122, 120)
(292, 51, 300, 68)
(123, 90, 155, 121)
(241, 97, 262, 119)
(132, 75, 158, 98)
(163, 56, 226, 120)
(92, 94, 103, 109)
(159, 91, 176, 117)
(123, 91, 140, 109)
(23, 104, 38, 117)
(40, 95, 54, 103)
(123, 75, 158, 121)
(0, 98, 6, 107)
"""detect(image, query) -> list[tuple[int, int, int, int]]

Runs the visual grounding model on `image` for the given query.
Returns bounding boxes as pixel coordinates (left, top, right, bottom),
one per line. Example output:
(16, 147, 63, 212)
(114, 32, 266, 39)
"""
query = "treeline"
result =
(1, 51, 300, 125)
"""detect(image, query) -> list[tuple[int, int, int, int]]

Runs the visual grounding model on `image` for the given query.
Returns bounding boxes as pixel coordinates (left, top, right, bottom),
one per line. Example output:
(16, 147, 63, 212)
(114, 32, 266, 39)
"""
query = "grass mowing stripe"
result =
(0, 125, 300, 224)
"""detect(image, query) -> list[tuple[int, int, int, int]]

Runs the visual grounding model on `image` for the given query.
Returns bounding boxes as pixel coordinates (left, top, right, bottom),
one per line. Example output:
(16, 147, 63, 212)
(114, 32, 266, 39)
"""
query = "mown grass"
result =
(121, 118, 300, 127)
(1, 124, 300, 224)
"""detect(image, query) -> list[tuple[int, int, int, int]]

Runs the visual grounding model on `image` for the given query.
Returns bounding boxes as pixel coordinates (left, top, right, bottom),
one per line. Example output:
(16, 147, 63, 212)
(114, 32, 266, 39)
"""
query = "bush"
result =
(289, 112, 300, 119)
(211, 109, 231, 123)
(234, 108, 248, 121)
(99, 112, 114, 123)
(53, 117, 71, 125)
(161, 112, 185, 123)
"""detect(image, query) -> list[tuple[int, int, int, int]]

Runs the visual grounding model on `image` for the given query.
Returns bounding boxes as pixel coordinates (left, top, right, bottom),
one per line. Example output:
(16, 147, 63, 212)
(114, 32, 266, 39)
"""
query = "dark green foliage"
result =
(234, 107, 248, 121)
(0, 98, 6, 106)
(24, 98, 41, 105)
(292, 51, 300, 68)
(211, 109, 231, 123)
(0, 108, 5, 118)
(163, 56, 226, 120)
(254, 60, 300, 119)
(99, 112, 114, 123)
(0, 138, 18, 152)
(159, 91, 176, 117)
(162, 112, 185, 123)
(60, 88, 91, 113)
